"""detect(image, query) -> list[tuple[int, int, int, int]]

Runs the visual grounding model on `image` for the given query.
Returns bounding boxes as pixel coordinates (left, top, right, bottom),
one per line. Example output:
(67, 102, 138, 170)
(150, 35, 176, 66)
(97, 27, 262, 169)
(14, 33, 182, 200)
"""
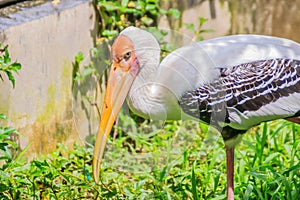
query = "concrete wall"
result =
(159, 0, 300, 45)
(0, 0, 99, 158)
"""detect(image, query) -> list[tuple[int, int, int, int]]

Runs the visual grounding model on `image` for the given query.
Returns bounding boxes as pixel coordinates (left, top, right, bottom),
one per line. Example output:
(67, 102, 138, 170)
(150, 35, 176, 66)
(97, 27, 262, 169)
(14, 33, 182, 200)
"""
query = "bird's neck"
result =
(127, 44, 220, 121)
(127, 55, 163, 118)
(133, 56, 159, 86)
(127, 45, 184, 120)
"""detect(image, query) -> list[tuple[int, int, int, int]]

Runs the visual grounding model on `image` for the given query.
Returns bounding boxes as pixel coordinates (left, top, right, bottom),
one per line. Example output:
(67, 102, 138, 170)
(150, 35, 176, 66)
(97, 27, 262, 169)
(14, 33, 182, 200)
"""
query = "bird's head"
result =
(92, 27, 160, 182)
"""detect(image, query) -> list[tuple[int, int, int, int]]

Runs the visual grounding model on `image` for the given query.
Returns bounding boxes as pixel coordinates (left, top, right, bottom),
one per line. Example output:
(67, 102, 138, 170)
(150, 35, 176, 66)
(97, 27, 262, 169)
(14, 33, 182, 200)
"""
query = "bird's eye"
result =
(123, 51, 131, 61)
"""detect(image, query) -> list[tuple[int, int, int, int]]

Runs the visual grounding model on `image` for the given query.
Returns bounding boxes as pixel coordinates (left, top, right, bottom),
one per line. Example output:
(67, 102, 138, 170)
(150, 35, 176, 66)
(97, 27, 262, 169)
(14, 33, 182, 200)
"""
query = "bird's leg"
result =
(226, 146, 234, 200)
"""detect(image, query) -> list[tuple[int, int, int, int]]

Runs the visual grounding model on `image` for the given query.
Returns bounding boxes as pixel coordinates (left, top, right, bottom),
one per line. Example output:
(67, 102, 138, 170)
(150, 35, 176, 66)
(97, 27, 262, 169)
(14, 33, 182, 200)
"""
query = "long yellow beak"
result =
(92, 63, 135, 182)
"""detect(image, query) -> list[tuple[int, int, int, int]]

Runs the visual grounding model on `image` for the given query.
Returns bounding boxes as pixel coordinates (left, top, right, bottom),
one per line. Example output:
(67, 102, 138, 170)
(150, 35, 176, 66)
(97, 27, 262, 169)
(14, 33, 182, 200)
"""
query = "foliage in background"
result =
(0, 44, 22, 199)
(185, 17, 214, 42)
(0, 44, 21, 88)
(74, 0, 213, 86)
(97, 0, 180, 39)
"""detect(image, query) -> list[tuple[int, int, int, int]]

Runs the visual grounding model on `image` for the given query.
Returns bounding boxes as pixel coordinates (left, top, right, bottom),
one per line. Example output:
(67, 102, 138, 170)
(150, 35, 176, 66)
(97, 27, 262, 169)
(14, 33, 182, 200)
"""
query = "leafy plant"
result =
(0, 44, 21, 88)
(97, 0, 180, 40)
(0, 114, 18, 164)
(0, 44, 23, 199)
(185, 17, 214, 41)
(0, 115, 22, 199)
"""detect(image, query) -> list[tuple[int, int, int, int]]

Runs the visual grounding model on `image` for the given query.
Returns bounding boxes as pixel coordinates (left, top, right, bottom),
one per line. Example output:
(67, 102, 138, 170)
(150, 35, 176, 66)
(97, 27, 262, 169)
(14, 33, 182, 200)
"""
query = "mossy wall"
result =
(0, 0, 99, 158)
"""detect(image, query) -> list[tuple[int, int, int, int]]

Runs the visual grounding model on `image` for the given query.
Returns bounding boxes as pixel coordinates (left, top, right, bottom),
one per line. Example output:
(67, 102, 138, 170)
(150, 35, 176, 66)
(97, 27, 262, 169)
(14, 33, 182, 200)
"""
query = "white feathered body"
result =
(123, 29, 300, 133)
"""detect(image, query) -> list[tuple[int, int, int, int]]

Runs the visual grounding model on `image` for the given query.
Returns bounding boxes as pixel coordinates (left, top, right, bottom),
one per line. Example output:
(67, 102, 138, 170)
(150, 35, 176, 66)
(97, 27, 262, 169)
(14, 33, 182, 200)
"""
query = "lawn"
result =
(1, 112, 299, 199)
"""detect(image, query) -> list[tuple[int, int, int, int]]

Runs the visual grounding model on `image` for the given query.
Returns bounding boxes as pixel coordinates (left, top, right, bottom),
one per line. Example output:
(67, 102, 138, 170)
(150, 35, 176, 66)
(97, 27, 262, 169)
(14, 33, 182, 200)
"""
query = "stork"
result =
(92, 27, 300, 199)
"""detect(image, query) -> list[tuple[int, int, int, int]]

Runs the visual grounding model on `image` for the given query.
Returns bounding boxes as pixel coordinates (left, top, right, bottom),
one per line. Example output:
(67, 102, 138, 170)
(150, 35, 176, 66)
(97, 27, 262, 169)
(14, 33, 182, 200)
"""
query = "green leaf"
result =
(10, 62, 22, 71)
(196, 36, 204, 41)
(5, 139, 18, 149)
(159, 166, 168, 182)
(98, 1, 120, 11)
(168, 8, 181, 19)
(185, 23, 195, 31)
(102, 30, 119, 37)
(0, 142, 8, 151)
(191, 162, 199, 200)
(283, 163, 300, 175)
(149, 9, 158, 15)
(159, 8, 167, 15)
(121, 0, 129, 8)
(263, 152, 281, 164)
(199, 17, 208, 27)
(75, 51, 84, 63)
(0, 44, 22, 87)
(244, 183, 254, 199)
(4, 46, 11, 64)
(141, 16, 154, 26)
(123, 7, 137, 14)
(0, 127, 15, 135)
(199, 29, 215, 33)
(0, 114, 7, 120)
(145, 4, 156, 11)
(146, 0, 159, 3)
(6, 71, 15, 88)
(0, 183, 9, 193)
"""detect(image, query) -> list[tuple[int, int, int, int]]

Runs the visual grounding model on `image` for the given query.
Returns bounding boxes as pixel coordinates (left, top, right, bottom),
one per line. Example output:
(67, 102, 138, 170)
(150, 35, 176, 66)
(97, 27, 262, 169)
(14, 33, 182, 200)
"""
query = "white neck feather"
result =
(121, 27, 160, 84)
(121, 27, 182, 120)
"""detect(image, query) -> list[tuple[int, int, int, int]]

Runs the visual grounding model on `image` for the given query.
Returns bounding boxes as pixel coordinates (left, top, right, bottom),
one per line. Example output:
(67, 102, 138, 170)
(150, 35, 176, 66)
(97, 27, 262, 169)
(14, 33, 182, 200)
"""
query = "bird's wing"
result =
(179, 58, 300, 130)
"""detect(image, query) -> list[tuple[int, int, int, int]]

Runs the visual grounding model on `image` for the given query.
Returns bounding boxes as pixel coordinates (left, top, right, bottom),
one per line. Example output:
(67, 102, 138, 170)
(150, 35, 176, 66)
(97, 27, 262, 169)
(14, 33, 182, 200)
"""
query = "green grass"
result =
(1, 113, 299, 199)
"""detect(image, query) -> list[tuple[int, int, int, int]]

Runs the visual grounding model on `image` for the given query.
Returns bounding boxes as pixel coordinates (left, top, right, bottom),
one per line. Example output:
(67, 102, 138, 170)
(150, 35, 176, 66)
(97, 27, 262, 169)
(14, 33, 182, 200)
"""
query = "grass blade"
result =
(191, 162, 199, 200)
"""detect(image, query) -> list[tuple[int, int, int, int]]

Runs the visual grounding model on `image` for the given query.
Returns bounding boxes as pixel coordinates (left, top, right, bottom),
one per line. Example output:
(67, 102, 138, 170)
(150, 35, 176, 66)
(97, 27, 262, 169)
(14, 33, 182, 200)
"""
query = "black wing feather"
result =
(179, 58, 300, 125)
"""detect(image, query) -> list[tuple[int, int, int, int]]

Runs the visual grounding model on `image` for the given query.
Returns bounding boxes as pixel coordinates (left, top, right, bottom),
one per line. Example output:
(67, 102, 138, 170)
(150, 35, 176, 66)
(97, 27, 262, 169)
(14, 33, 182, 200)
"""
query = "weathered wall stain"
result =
(0, 0, 97, 158)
